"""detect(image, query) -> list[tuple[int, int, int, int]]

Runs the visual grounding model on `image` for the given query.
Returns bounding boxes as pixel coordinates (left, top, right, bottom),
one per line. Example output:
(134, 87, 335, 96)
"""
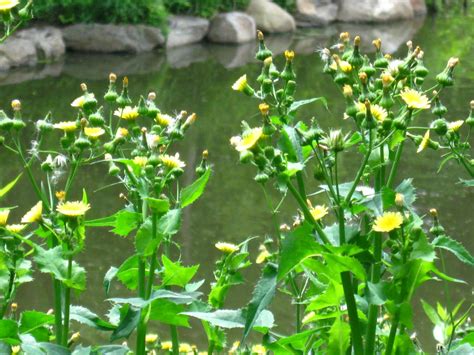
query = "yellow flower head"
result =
(0, 0, 19, 11)
(400, 88, 430, 110)
(357, 102, 388, 122)
(145, 334, 158, 344)
(229, 341, 240, 353)
(114, 106, 139, 120)
(133, 156, 148, 168)
(233, 127, 263, 152)
(54, 121, 78, 132)
(161, 341, 172, 350)
(342, 84, 353, 97)
(252, 344, 267, 355)
(0, 209, 10, 226)
(115, 127, 129, 139)
(84, 127, 105, 139)
(71, 93, 95, 108)
(179, 343, 192, 353)
(10, 345, 21, 355)
(215, 242, 239, 254)
(160, 153, 185, 169)
(21, 201, 43, 224)
(256, 245, 270, 264)
(285, 50, 295, 62)
(57, 201, 91, 217)
(232, 74, 248, 92)
(339, 60, 352, 73)
(381, 73, 394, 87)
(55, 191, 66, 201)
(309, 204, 329, 221)
(156, 113, 174, 127)
(373, 212, 403, 233)
(259, 103, 270, 115)
(448, 120, 464, 132)
(417, 130, 430, 153)
(6, 224, 26, 233)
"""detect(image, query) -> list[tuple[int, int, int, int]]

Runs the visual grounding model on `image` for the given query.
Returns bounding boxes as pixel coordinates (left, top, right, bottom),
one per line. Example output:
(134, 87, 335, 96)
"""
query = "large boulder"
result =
(166, 16, 210, 48)
(62, 24, 165, 53)
(410, 0, 427, 16)
(0, 38, 37, 70)
(246, 0, 296, 33)
(295, 0, 338, 27)
(207, 12, 256, 43)
(16, 26, 65, 60)
(338, 0, 415, 22)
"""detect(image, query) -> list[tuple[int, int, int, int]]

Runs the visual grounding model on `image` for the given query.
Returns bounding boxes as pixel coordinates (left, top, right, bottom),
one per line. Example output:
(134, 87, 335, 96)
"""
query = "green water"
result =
(0, 12, 473, 351)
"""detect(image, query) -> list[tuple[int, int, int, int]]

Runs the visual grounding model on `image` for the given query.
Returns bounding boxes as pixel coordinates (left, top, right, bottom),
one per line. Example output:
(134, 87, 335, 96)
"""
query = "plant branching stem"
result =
(387, 133, 406, 188)
(341, 271, 364, 355)
(62, 255, 73, 347)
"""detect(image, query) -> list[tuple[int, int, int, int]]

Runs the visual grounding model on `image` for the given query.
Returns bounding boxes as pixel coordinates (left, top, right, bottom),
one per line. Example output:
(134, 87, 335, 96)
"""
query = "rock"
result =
(166, 43, 210, 68)
(62, 24, 165, 53)
(410, 0, 427, 16)
(0, 61, 64, 86)
(209, 42, 256, 68)
(207, 12, 256, 43)
(166, 16, 210, 48)
(16, 26, 65, 60)
(246, 0, 296, 33)
(0, 37, 37, 70)
(295, 0, 338, 27)
(338, 0, 415, 22)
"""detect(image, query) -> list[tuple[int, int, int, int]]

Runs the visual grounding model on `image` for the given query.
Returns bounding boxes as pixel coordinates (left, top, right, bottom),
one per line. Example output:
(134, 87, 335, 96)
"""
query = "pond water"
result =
(0, 11, 473, 352)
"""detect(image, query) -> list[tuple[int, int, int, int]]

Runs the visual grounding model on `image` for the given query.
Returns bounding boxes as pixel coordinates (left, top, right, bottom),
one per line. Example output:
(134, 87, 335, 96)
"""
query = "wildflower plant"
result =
(227, 31, 474, 354)
(0, 0, 32, 43)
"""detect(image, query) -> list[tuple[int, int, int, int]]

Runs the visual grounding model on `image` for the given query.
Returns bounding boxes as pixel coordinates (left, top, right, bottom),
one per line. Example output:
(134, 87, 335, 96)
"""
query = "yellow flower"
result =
(6, 224, 26, 233)
(400, 88, 430, 110)
(179, 343, 192, 353)
(0, 209, 9, 226)
(161, 341, 172, 350)
(160, 153, 185, 169)
(115, 127, 129, 138)
(338, 60, 352, 73)
(0, 0, 19, 11)
(229, 341, 240, 354)
(10, 345, 21, 355)
(156, 113, 174, 127)
(448, 120, 463, 132)
(232, 127, 263, 152)
(309, 204, 329, 221)
(114, 106, 139, 120)
(232, 74, 249, 92)
(256, 245, 270, 264)
(342, 84, 353, 97)
(133, 156, 148, 168)
(54, 121, 78, 132)
(56, 201, 91, 217)
(145, 334, 158, 344)
(215, 242, 239, 254)
(373, 212, 403, 233)
(71, 96, 85, 108)
(252, 344, 267, 355)
(356, 102, 388, 122)
(21, 201, 42, 224)
(417, 130, 430, 153)
(55, 191, 66, 201)
(285, 50, 295, 61)
(84, 127, 105, 139)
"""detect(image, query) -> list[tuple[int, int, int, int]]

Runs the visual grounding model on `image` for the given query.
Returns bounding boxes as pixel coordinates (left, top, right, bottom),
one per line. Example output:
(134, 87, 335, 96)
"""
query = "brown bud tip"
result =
(109, 73, 117, 83)
(448, 57, 459, 68)
(123, 76, 129, 86)
(11, 99, 21, 111)
(202, 150, 208, 159)
(257, 30, 264, 41)
(80, 83, 88, 92)
(364, 100, 371, 109)
(413, 46, 421, 56)
(148, 92, 156, 101)
(141, 127, 147, 134)
(70, 332, 80, 343)
(372, 38, 381, 50)
(429, 208, 438, 217)
(354, 35, 361, 46)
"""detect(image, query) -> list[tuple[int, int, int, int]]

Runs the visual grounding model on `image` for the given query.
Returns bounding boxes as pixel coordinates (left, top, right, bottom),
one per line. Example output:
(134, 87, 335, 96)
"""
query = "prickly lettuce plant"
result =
(228, 31, 474, 354)
(0, 0, 32, 43)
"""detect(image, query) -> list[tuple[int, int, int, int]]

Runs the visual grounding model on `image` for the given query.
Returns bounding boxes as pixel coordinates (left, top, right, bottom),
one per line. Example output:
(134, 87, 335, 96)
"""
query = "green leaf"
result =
(279, 125, 303, 162)
(421, 299, 441, 326)
(183, 309, 273, 329)
(0, 319, 20, 345)
(70, 306, 116, 331)
(328, 318, 350, 355)
(278, 222, 323, 280)
(242, 264, 277, 342)
(149, 299, 190, 327)
(92, 345, 130, 355)
(112, 210, 142, 237)
(135, 218, 162, 257)
(103, 267, 118, 296)
(307, 281, 344, 311)
(110, 305, 140, 341)
(19, 311, 54, 334)
(180, 169, 211, 208)
(34, 246, 86, 291)
(459, 178, 474, 187)
(0, 174, 21, 200)
(145, 197, 170, 213)
(410, 234, 435, 262)
(389, 130, 405, 150)
(157, 209, 182, 236)
(288, 97, 328, 114)
(161, 255, 199, 288)
(323, 254, 366, 281)
(366, 281, 393, 306)
(116, 255, 146, 290)
(432, 235, 474, 267)
(395, 179, 416, 208)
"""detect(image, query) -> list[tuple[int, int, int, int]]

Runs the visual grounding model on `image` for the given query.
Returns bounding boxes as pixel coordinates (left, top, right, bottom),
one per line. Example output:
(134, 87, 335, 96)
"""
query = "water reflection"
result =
(0, 14, 473, 351)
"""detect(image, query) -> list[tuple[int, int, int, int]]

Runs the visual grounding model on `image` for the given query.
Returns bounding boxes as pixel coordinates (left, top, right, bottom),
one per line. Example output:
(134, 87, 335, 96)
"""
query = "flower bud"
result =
(11, 99, 21, 111)
(254, 171, 269, 183)
(89, 108, 105, 126)
(281, 50, 296, 81)
(255, 30, 272, 61)
(348, 36, 364, 69)
(466, 100, 474, 127)
(430, 118, 448, 136)
(395, 193, 404, 207)
(41, 155, 54, 172)
(116, 77, 132, 107)
(327, 129, 344, 152)
(239, 150, 254, 164)
(285, 80, 297, 96)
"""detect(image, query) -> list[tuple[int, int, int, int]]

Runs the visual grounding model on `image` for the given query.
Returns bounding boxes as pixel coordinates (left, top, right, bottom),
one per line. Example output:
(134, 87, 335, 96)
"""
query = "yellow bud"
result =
(109, 73, 117, 83)
(11, 99, 21, 111)
(259, 103, 270, 115)
(284, 50, 295, 62)
(146, 334, 158, 344)
(11, 303, 18, 312)
(359, 72, 368, 83)
(55, 191, 66, 201)
(342, 84, 353, 97)
(80, 83, 88, 92)
(257, 30, 264, 41)
(395, 193, 404, 207)
(470, 100, 474, 109)
(448, 57, 459, 68)
(372, 38, 381, 50)
(263, 56, 272, 67)
(123, 76, 129, 87)
(339, 32, 350, 42)
(429, 208, 438, 217)
(148, 92, 156, 101)
(354, 35, 361, 46)
(202, 150, 208, 159)
(70, 332, 80, 343)
(381, 73, 394, 87)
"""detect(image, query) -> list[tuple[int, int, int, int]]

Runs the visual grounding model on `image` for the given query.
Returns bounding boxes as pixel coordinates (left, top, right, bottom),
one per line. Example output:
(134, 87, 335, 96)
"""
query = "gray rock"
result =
(0, 37, 37, 70)
(166, 16, 210, 48)
(62, 24, 165, 53)
(16, 26, 65, 60)
(295, 0, 338, 27)
(246, 0, 296, 33)
(209, 42, 256, 68)
(410, 0, 427, 16)
(0, 61, 64, 86)
(207, 12, 256, 43)
(166, 43, 210, 68)
(338, 0, 415, 22)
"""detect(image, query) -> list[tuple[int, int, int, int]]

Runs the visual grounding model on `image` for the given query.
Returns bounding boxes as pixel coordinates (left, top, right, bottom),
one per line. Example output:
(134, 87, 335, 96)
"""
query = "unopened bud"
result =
(280, 224, 290, 231)
(263, 56, 272, 67)
(284, 50, 295, 62)
(429, 208, 438, 217)
(448, 57, 459, 68)
(55, 191, 66, 201)
(202, 150, 208, 159)
(184, 113, 197, 126)
(354, 35, 361, 46)
(342, 85, 353, 97)
(372, 38, 381, 50)
(80, 118, 88, 127)
(80, 83, 87, 92)
(259, 103, 270, 115)
(11, 99, 21, 111)
(470, 100, 474, 109)
(395, 193, 404, 207)
(141, 127, 147, 134)
(381, 73, 394, 87)
(406, 40, 413, 50)
(146, 334, 158, 344)
(123, 76, 129, 87)
(359, 72, 368, 83)
(257, 30, 264, 41)
(104, 153, 113, 161)
(109, 73, 117, 83)
(339, 32, 350, 42)
(11, 303, 18, 312)
(148, 92, 156, 101)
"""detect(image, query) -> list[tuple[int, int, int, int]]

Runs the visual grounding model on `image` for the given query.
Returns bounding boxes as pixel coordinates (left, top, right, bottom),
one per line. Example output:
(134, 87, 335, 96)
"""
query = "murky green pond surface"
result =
(0, 11, 473, 351)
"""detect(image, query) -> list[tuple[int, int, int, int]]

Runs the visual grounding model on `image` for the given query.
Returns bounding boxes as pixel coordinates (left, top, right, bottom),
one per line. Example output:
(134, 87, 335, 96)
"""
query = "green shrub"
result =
(165, 0, 250, 18)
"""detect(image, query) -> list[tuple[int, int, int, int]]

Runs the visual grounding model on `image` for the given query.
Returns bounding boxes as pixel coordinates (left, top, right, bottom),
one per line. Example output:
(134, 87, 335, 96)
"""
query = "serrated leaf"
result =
(157, 209, 182, 236)
(180, 169, 211, 208)
(183, 309, 273, 329)
(432, 235, 474, 267)
(410, 234, 435, 262)
(161, 255, 198, 288)
(70, 306, 116, 331)
(288, 97, 328, 114)
(323, 254, 366, 281)
(0, 319, 20, 345)
(328, 318, 350, 354)
(103, 267, 118, 296)
(19, 311, 54, 334)
(135, 218, 162, 257)
(145, 197, 170, 213)
(149, 299, 190, 327)
(110, 305, 140, 341)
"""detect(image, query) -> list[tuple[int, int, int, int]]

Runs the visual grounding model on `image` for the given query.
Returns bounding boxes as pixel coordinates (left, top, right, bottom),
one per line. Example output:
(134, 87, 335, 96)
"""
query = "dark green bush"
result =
(165, 0, 250, 18)
(273, 0, 296, 12)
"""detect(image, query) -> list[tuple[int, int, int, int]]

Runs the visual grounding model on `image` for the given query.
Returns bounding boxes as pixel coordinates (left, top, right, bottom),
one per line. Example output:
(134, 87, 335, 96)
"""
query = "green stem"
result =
(385, 310, 400, 355)
(145, 213, 158, 299)
(341, 271, 364, 355)
(207, 340, 215, 355)
(170, 324, 179, 355)
(387, 133, 406, 188)
(289, 274, 302, 333)
(0, 269, 15, 319)
(62, 255, 73, 347)
(136, 198, 148, 355)
(296, 171, 307, 200)
(54, 279, 63, 345)
(365, 232, 383, 355)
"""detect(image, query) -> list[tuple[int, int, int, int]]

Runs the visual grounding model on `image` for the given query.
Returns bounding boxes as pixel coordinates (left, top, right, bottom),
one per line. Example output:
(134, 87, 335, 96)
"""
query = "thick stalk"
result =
(54, 279, 63, 344)
(145, 213, 158, 299)
(136, 198, 148, 355)
(207, 340, 215, 355)
(296, 171, 307, 200)
(62, 255, 73, 347)
(385, 310, 400, 355)
(164, 238, 179, 355)
(0, 269, 15, 319)
(387, 134, 406, 188)
(341, 271, 364, 355)
(365, 232, 383, 355)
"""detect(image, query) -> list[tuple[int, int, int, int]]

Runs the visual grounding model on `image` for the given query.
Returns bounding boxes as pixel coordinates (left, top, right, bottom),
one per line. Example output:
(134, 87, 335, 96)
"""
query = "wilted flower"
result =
(256, 245, 270, 264)
(54, 121, 78, 132)
(215, 242, 239, 254)
(417, 130, 430, 153)
(447, 120, 464, 132)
